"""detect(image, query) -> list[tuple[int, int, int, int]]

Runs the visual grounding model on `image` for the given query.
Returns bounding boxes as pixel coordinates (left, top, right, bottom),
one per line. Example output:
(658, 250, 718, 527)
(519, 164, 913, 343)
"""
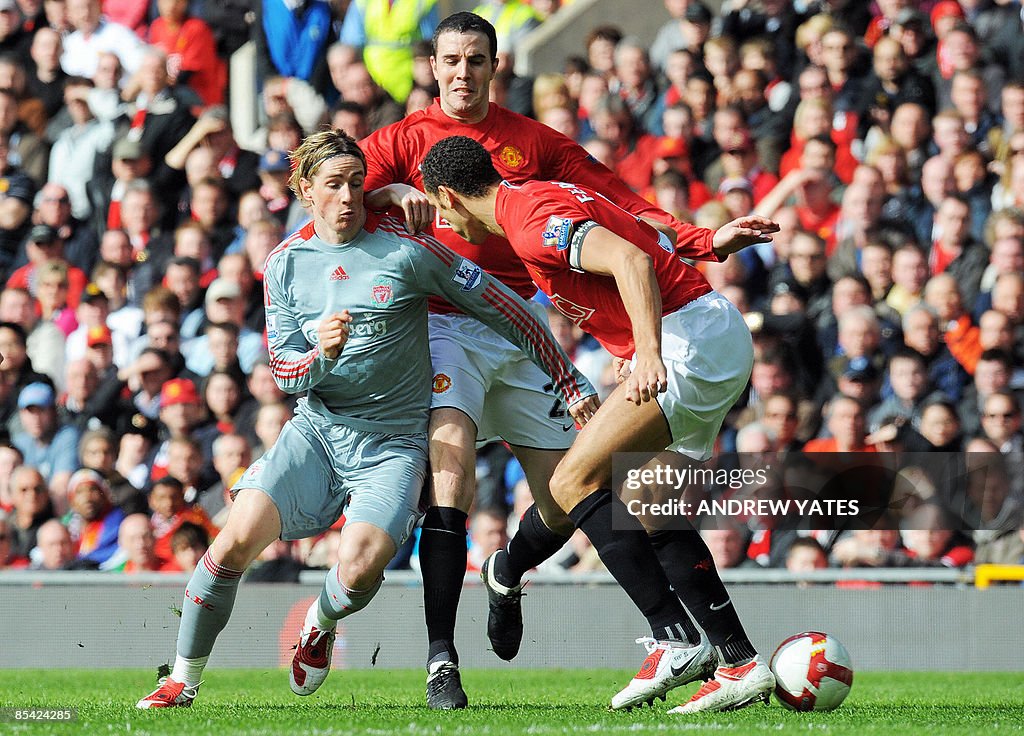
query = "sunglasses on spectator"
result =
(984, 412, 1018, 419)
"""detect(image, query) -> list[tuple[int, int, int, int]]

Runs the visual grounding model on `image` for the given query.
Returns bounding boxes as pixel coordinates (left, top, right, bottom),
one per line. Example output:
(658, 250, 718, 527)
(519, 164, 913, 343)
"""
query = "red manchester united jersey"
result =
(360, 100, 717, 313)
(495, 180, 713, 359)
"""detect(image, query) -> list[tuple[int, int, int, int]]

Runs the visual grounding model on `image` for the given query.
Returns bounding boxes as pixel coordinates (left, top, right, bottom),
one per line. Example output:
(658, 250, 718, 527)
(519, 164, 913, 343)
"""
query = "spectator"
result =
(31, 517, 98, 569)
(30, 183, 100, 278)
(148, 0, 225, 107)
(11, 381, 79, 499)
(27, 27, 66, 121)
(252, 400, 290, 460)
(957, 349, 1014, 437)
(0, 286, 65, 390)
(901, 302, 966, 402)
(164, 107, 260, 202)
(701, 527, 758, 569)
(116, 512, 179, 572)
(62, 466, 123, 567)
(978, 389, 1024, 458)
(60, 0, 144, 79)
(900, 502, 974, 568)
(79, 426, 146, 514)
(804, 394, 877, 453)
(147, 475, 217, 563)
(199, 431, 250, 525)
(0, 130, 36, 278)
(8, 464, 53, 557)
(831, 527, 904, 567)
(168, 519, 210, 571)
(337, 0, 438, 104)
(785, 537, 829, 573)
(869, 348, 934, 431)
(254, 0, 335, 97)
(46, 76, 115, 222)
(466, 507, 508, 573)
(182, 279, 264, 376)
(0, 442, 22, 509)
(886, 243, 928, 316)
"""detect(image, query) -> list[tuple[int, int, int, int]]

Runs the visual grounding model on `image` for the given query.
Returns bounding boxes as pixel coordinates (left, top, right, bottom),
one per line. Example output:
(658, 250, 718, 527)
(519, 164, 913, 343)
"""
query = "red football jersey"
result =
(495, 180, 713, 359)
(360, 100, 717, 313)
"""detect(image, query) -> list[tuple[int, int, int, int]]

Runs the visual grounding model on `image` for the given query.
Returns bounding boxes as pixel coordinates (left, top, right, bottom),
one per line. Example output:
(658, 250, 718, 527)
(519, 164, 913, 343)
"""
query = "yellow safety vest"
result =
(471, 1, 540, 52)
(359, 0, 437, 103)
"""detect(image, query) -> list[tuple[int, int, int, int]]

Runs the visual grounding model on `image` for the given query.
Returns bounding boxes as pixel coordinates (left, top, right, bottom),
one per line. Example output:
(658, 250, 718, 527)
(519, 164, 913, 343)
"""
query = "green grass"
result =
(1, 669, 1023, 735)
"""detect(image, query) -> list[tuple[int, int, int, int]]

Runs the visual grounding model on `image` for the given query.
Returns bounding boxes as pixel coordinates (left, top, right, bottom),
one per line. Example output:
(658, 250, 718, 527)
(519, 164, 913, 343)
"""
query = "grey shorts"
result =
(232, 404, 427, 547)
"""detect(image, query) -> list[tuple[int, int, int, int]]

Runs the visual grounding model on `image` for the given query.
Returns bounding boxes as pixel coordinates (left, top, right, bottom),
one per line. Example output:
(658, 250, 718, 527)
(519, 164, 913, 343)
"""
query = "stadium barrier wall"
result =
(1, 570, 1020, 671)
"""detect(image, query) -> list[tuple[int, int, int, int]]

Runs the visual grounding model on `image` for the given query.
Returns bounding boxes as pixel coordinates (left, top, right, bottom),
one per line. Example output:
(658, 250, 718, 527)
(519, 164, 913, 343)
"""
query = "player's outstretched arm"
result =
(711, 215, 779, 259)
(413, 242, 599, 425)
(365, 184, 435, 233)
(263, 257, 345, 394)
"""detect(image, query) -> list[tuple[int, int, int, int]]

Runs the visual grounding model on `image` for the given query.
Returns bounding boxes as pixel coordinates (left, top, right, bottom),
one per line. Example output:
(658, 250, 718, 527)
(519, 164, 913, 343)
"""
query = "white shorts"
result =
(635, 291, 753, 460)
(428, 302, 577, 450)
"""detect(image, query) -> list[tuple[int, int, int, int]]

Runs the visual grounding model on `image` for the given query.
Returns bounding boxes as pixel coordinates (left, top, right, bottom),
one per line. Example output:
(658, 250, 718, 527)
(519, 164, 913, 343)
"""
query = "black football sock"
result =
(650, 528, 757, 665)
(568, 489, 701, 645)
(420, 506, 468, 667)
(493, 504, 570, 588)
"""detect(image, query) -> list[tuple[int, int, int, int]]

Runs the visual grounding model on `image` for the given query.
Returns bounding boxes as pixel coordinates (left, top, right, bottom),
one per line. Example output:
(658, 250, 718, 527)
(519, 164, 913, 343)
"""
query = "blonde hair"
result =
(288, 128, 366, 207)
(796, 14, 835, 52)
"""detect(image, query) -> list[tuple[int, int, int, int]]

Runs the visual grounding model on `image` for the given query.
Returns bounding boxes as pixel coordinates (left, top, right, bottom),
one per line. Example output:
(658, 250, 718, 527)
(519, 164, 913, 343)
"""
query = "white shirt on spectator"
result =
(61, 18, 146, 78)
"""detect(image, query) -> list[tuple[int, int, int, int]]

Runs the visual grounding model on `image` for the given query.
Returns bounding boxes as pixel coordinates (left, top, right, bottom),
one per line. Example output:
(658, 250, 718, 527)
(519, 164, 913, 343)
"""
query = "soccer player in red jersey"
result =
(416, 134, 781, 715)
(361, 12, 756, 709)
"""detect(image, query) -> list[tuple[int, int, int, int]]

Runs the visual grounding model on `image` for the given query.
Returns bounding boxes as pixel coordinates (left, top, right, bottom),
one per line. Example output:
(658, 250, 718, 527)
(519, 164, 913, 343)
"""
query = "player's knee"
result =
(548, 462, 601, 512)
(336, 545, 387, 591)
(208, 531, 259, 571)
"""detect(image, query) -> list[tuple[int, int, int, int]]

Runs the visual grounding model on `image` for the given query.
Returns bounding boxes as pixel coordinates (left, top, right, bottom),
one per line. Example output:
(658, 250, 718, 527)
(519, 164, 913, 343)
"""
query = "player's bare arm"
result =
(640, 217, 678, 247)
(317, 311, 353, 360)
(712, 215, 780, 259)
(576, 225, 667, 405)
(365, 184, 434, 233)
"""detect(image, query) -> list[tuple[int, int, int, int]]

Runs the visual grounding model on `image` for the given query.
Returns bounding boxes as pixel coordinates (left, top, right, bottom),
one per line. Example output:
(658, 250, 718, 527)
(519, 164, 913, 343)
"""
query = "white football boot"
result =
(610, 633, 717, 711)
(668, 655, 775, 714)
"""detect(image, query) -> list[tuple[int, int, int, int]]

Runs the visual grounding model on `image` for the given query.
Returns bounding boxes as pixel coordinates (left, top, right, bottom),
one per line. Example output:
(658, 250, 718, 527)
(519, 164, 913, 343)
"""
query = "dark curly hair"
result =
(421, 136, 502, 198)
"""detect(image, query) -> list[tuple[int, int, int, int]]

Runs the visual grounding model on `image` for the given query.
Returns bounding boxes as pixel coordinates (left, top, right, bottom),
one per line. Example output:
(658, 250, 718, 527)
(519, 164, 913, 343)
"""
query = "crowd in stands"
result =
(0, 0, 1023, 578)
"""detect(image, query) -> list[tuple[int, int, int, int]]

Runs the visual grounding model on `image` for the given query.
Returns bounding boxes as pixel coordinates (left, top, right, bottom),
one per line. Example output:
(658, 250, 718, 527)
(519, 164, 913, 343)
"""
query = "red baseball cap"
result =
(160, 378, 200, 407)
(931, 0, 965, 27)
(86, 324, 112, 347)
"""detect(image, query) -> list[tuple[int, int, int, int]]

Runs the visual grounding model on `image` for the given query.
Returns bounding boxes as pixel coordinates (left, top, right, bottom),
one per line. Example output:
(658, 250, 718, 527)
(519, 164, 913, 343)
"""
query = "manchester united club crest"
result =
(498, 145, 525, 169)
(371, 276, 394, 306)
(432, 373, 452, 393)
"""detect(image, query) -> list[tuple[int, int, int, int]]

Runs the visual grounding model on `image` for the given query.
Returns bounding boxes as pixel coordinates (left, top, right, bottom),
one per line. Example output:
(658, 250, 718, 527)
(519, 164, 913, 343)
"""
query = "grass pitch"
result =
(1, 669, 1022, 735)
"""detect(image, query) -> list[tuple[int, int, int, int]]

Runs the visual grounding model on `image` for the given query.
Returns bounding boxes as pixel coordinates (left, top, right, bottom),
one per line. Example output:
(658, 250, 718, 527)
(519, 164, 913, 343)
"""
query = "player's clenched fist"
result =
(626, 355, 668, 405)
(318, 311, 353, 360)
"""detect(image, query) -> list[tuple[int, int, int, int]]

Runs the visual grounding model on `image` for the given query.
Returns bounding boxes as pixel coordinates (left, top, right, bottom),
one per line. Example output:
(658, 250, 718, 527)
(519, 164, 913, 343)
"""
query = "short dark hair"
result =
(432, 12, 498, 62)
(151, 475, 184, 495)
(171, 521, 209, 551)
(978, 349, 1013, 370)
(421, 136, 502, 198)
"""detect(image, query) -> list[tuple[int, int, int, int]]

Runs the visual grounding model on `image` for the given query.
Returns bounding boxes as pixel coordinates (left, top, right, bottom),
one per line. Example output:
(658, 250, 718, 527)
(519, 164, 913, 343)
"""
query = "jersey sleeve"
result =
(409, 237, 596, 407)
(262, 253, 340, 393)
(361, 123, 403, 194)
(542, 134, 720, 261)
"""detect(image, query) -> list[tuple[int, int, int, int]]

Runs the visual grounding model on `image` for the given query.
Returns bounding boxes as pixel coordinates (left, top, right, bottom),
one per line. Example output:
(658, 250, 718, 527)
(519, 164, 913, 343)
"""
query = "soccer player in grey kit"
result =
(136, 129, 598, 709)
